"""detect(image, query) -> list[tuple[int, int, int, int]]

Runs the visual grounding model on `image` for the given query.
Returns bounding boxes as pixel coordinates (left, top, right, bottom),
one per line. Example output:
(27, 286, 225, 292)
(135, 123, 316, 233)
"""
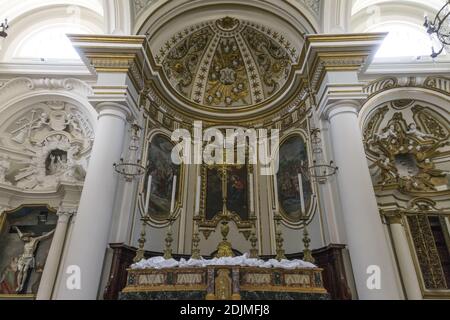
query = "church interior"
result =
(0, 0, 449, 301)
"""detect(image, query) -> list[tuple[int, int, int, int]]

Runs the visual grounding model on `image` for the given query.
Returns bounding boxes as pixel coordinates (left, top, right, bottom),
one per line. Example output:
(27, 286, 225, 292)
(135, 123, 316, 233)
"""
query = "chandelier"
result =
(424, 1, 450, 58)
(307, 128, 338, 181)
(0, 19, 8, 38)
(114, 122, 146, 181)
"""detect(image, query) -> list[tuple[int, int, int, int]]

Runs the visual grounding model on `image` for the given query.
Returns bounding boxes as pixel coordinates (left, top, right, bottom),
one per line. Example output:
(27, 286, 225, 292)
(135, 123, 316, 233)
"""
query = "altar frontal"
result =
(120, 256, 328, 300)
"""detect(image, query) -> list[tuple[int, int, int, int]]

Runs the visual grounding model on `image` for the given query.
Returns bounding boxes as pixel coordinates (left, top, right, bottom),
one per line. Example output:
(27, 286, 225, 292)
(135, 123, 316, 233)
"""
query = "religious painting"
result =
(277, 135, 313, 222)
(0, 206, 57, 296)
(205, 167, 223, 221)
(226, 166, 249, 221)
(203, 164, 249, 222)
(144, 134, 180, 220)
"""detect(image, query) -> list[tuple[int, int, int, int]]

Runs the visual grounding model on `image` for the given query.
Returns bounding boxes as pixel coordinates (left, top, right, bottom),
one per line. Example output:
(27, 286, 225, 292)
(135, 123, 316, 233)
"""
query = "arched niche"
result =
(360, 88, 450, 196)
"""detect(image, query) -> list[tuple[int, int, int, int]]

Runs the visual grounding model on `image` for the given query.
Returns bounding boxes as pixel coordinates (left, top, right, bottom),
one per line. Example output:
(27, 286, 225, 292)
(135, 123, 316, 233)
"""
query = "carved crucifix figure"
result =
(13, 226, 55, 293)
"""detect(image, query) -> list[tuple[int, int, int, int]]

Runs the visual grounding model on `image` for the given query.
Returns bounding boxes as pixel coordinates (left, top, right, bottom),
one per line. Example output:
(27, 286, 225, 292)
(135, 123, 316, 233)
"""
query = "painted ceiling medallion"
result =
(157, 17, 296, 109)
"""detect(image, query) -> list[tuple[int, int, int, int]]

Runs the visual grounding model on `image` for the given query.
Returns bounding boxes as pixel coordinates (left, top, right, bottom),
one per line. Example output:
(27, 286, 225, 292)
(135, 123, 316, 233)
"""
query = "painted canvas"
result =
(0, 206, 57, 296)
(277, 135, 312, 221)
(227, 166, 249, 221)
(205, 165, 249, 221)
(145, 135, 180, 220)
(205, 167, 223, 221)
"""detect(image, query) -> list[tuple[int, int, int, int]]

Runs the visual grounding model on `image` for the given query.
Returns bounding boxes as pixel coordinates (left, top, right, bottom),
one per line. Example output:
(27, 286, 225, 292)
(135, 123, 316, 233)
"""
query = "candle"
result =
(249, 173, 254, 213)
(145, 175, 152, 214)
(273, 174, 279, 211)
(298, 174, 306, 215)
(170, 175, 177, 214)
(194, 176, 201, 215)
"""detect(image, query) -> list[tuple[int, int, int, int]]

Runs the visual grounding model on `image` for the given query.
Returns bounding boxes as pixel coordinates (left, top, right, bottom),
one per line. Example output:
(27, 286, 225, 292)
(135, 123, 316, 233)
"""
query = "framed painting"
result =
(0, 205, 57, 298)
(200, 163, 252, 231)
(277, 135, 313, 222)
(143, 134, 181, 221)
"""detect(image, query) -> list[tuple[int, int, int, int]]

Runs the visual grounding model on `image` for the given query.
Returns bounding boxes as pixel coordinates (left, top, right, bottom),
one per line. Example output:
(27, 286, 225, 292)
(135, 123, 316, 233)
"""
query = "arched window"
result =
(13, 24, 94, 60)
(351, 0, 448, 59)
(0, 1, 105, 62)
(368, 22, 441, 58)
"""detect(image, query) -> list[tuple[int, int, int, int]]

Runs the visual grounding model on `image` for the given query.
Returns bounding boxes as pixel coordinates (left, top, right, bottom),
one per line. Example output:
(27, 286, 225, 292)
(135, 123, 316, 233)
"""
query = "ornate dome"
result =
(155, 17, 297, 109)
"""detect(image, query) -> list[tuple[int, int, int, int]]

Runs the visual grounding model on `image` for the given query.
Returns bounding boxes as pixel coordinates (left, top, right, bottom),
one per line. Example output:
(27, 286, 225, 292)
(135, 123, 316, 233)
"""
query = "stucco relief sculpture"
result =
(0, 154, 12, 185)
(366, 105, 450, 194)
(2, 102, 93, 190)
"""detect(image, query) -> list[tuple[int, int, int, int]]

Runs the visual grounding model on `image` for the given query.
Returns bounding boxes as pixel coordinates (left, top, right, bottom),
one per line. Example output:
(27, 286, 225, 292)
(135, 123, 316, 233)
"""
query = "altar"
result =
(120, 256, 329, 300)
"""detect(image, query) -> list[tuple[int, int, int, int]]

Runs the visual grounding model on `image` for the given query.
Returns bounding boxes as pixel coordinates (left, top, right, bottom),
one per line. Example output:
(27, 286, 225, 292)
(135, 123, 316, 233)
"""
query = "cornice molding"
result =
(0, 77, 94, 113)
(67, 34, 147, 93)
(302, 33, 387, 93)
(363, 75, 450, 99)
(68, 33, 386, 124)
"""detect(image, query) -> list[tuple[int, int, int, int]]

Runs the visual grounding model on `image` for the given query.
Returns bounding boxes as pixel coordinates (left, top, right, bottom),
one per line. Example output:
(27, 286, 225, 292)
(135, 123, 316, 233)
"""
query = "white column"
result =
(37, 209, 74, 300)
(327, 101, 402, 300)
(55, 103, 129, 300)
(388, 217, 423, 300)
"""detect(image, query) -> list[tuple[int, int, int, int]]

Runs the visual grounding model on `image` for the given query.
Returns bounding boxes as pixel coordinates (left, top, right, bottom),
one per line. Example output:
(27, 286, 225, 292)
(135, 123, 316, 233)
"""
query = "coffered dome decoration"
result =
(155, 17, 297, 109)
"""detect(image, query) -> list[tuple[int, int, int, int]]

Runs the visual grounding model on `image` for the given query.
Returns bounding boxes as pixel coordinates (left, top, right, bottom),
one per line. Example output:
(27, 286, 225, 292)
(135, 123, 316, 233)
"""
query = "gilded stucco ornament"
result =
(366, 107, 450, 194)
(157, 17, 295, 109)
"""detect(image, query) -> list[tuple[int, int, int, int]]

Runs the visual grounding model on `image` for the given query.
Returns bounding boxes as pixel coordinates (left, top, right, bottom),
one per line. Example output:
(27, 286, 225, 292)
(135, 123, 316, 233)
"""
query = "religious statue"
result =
(63, 145, 85, 181)
(406, 123, 435, 141)
(376, 124, 398, 141)
(13, 226, 55, 293)
(418, 158, 449, 178)
(370, 157, 399, 185)
(0, 154, 12, 185)
(65, 114, 83, 138)
(30, 113, 50, 131)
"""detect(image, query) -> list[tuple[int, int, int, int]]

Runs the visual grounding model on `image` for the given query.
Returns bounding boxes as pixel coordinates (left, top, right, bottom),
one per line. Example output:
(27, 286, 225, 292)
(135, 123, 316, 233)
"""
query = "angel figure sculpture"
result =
(13, 226, 55, 293)
(406, 123, 435, 141)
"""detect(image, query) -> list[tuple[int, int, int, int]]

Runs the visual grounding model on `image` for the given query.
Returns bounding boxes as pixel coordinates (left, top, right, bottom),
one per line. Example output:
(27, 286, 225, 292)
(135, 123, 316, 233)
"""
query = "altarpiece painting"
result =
(0, 206, 57, 296)
(204, 165, 249, 222)
(144, 134, 180, 220)
(277, 135, 313, 222)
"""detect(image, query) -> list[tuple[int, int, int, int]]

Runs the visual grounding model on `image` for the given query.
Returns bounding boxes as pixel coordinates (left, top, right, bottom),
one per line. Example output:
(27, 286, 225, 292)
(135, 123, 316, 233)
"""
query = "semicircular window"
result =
(144, 135, 180, 220)
(277, 135, 312, 222)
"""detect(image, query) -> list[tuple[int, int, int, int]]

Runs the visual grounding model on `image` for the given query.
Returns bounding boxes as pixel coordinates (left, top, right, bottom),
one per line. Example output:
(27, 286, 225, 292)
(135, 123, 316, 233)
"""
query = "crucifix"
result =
(10, 226, 55, 293)
(212, 161, 244, 258)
